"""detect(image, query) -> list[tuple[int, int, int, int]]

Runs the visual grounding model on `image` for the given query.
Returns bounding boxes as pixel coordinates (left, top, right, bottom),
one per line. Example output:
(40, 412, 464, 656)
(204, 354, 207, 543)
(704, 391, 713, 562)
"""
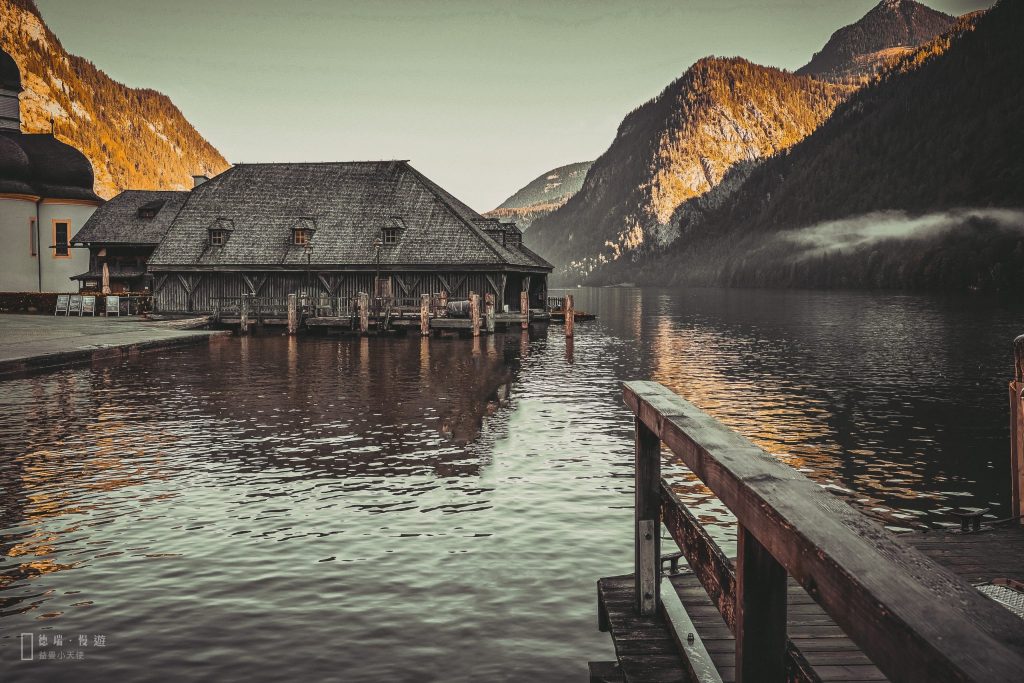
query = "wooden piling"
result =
(239, 293, 251, 335)
(565, 294, 574, 338)
(358, 292, 369, 334)
(470, 292, 480, 337)
(420, 294, 430, 337)
(736, 525, 788, 682)
(484, 292, 495, 333)
(287, 293, 298, 335)
(520, 290, 529, 330)
(1012, 335, 1024, 521)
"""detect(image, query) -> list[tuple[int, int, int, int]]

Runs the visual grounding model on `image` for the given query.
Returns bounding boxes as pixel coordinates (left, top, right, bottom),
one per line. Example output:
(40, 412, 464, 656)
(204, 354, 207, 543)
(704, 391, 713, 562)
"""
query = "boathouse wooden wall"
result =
(152, 270, 546, 314)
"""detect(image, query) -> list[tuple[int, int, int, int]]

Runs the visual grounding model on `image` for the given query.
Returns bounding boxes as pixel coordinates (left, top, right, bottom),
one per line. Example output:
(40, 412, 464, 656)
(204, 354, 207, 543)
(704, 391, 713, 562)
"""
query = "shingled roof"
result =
(72, 190, 188, 245)
(147, 161, 552, 272)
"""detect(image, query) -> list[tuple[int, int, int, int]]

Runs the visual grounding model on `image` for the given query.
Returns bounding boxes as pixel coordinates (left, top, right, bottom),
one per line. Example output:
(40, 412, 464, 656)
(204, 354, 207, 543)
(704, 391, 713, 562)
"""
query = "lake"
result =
(1, 287, 1021, 681)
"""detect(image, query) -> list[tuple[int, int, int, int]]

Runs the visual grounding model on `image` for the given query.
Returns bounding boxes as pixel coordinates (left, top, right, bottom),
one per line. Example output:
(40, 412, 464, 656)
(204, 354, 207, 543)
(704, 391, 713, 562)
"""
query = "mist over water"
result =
(780, 208, 1024, 258)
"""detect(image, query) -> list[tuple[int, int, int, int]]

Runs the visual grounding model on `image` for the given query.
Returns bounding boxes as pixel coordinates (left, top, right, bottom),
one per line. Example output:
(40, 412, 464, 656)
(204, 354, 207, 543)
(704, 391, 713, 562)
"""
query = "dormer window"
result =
(207, 217, 234, 246)
(290, 217, 316, 247)
(382, 217, 406, 245)
(137, 199, 166, 219)
(507, 232, 521, 248)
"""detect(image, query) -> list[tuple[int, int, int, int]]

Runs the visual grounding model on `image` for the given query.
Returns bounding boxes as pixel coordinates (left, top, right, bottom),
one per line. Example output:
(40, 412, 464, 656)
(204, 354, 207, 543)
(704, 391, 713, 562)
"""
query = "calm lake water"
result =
(1, 287, 1021, 682)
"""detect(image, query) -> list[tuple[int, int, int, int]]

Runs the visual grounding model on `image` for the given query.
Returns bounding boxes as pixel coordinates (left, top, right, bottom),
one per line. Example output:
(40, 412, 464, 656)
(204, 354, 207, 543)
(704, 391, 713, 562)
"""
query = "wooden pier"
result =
(591, 336, 1024, 682)
(208, 291, 557, 336)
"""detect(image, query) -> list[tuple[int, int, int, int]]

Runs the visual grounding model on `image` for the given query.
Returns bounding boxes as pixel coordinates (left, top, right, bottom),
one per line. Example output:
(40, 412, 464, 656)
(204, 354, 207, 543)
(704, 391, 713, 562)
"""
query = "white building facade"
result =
(0, 49, 100, 293)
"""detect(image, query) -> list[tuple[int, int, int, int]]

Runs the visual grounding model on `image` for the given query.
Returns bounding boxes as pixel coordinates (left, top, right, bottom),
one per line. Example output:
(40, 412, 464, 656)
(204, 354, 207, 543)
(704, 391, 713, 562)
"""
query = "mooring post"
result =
(470, 292, 480, 337)
(484, 292, 495, 333)
(358, 292, 369, 334)
(239, 293, 251, 335)
(565, 294, 575, 338)
(634, 415, 661, 616)
(420, 294, 430, 337)
(1012, 335, 1024, 522)
(287, 293, 298, 335)
(520, 290, 529, 330)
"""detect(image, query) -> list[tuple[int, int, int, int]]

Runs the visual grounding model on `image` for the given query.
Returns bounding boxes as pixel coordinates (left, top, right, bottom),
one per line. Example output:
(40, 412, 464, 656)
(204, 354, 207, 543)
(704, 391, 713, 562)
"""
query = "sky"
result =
(35, 0, 992, 212)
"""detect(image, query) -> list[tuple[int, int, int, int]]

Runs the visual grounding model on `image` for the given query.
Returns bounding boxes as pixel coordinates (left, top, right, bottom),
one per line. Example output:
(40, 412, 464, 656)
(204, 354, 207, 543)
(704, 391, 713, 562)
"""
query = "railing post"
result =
(565, 294, 574, 338)
(736, 524, 787, 683)
(420, 294, 430, 337)
(634, 416, 661, 616)
(1012, 335, 1024, 522)
(287, 293, 298, 335)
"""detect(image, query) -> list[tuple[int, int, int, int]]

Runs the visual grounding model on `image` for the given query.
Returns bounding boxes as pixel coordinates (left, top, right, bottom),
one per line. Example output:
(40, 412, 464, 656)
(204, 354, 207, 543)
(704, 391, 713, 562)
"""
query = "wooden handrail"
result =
(625, 380, 1024, 683)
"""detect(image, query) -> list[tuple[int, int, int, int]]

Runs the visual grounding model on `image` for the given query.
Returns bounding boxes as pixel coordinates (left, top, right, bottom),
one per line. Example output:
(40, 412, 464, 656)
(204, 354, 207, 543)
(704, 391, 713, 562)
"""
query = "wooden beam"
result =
(660, 577, 725, 683)
(736, 524, 787, 683)
(634, 415, 661, 616)
(661, 483, 736, 629)
(358, 292, 369, 334)
(484, 292, 495, 334)
(623, 381, 1024, 683)
(1014, 336, 1024, 521)
(520, 291, 529, 330)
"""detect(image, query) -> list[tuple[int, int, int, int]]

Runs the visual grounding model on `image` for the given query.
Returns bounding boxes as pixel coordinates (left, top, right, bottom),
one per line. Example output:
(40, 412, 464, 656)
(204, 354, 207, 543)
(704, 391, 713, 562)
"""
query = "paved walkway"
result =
(0, 314, 230, 377)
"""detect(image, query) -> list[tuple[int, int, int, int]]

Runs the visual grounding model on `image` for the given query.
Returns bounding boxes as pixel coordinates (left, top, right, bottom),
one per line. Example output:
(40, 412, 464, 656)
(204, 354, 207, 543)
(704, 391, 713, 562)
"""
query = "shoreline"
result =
(0, 314, 231, 379)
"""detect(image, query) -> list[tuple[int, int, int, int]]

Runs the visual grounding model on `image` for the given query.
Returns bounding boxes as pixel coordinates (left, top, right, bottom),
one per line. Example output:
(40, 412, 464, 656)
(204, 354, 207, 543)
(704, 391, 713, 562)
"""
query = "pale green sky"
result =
(35, 0, 990, 211)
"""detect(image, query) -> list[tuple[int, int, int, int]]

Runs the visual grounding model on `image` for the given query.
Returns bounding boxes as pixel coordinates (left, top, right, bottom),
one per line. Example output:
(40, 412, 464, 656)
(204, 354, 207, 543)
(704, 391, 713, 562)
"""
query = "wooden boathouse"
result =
(591, 336, 1024, 682)
(145, 161, 553, 322)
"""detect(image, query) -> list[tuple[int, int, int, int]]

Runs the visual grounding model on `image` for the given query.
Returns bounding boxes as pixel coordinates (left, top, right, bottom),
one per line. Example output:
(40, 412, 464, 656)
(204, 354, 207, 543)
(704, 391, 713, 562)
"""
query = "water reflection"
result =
(0, 286, 1020, 681)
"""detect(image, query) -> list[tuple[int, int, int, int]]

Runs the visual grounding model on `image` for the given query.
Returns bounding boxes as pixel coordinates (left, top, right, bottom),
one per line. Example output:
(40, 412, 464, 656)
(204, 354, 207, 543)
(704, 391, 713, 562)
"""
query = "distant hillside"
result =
(484, 161, 592, 232)
(597, 2, 1023, 292)
(0, 0, 229, 198)
(797, 0, 955, 82)
(526, 58, 850, 277)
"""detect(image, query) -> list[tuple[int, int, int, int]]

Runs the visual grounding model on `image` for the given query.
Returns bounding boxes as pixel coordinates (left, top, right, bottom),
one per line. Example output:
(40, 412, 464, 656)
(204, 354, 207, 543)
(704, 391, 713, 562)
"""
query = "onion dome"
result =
(0, 132, 34, 195)
(0, 50, 20, 92)
(0, 131, 101, 201)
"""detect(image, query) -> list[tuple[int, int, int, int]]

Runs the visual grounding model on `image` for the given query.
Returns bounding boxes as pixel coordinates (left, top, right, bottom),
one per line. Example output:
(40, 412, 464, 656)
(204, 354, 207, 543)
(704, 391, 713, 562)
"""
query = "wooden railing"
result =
(624, 380, 1024, 683)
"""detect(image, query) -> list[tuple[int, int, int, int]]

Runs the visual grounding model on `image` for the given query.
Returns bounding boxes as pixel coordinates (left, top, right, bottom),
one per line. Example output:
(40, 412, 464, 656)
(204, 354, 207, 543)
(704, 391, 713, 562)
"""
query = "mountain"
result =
(526, 58, 851, 277)
(484, 161, 592, 232)
(796, 0, 955, 82)
(0, 0, 229, 198)
(599, 2, 1022, 292)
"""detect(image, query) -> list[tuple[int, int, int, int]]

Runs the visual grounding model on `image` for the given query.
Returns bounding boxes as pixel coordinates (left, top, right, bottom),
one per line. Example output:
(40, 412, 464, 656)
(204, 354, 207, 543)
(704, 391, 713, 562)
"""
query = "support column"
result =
(484, 292, 495, 334)
(420, 294, 430, 337)
(565, 294, 574, 338)
(736, 525, 788, 683)
(287, 293, 298, 335)
(520, 290, 529, 330)
(358, 292, 369, 334)
(1012, 335, 1024, 522)
(239, 293, 251, 335)
(634, 416, 660, 616)
(470, 292, 480, 337)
